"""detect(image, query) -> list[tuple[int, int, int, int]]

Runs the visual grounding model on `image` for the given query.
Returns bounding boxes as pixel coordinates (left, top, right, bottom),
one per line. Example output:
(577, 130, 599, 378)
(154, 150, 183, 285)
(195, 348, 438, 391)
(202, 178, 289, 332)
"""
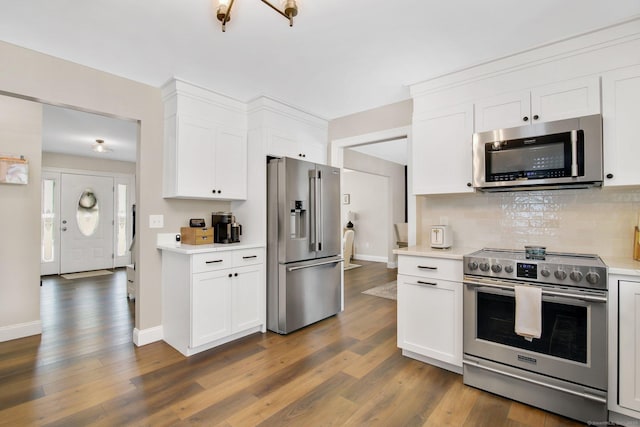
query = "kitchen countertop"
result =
(157, 242, 265, 255)
(393, 245, 478, 260)
(603, 256, 640, 277)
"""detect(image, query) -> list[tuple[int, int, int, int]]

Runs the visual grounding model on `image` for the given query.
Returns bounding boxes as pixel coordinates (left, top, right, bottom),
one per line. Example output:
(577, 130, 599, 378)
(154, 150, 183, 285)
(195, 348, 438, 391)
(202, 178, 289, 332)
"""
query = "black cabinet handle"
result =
(523, 116, 529, 122)
(417, 280, 437, 286)
(228, 273, 232, 278)
(533, 114, 539, 120)
(212, 189, 216, 193)
(418, 265, 437, 270)
(606, 173, 614, 179)
(467, 182, 472, 187)
(242, 255, 257, 259)
(206, 259, 224, 264)
(234, 273, 238, 277)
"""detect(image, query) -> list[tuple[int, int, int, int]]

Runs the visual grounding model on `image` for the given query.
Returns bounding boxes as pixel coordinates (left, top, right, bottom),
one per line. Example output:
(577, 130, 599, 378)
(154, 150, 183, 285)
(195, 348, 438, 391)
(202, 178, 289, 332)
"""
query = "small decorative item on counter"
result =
(525, 245, 546, 260)
(180, 227, 214, 245)
(0, 154, 28, 184)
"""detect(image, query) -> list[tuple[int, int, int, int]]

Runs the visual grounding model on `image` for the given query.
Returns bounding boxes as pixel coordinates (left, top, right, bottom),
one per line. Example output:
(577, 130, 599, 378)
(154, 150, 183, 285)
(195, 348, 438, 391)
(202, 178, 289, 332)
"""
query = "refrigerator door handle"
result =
(317, 169, 323, 252)
(287, 258, 344, 272)
(308, 171, 317, 251)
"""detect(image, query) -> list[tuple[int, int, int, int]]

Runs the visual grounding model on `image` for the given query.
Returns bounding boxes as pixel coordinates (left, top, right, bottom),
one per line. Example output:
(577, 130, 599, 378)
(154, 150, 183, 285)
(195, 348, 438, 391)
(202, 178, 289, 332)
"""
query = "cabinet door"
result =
(397, 274, 462, 366)
(267, 131, 326, 163)
(412, 103, 474, 195)
(619, 280, 640, 412)
(192, 270, 231, 348)
(474, 91, 530, 132)
(231, 264, 264, 332)
(531, 76, 600, 123)
(214, 127, 247, 200)
(602, 65, 640, 187)
(176, 115, 215, 198)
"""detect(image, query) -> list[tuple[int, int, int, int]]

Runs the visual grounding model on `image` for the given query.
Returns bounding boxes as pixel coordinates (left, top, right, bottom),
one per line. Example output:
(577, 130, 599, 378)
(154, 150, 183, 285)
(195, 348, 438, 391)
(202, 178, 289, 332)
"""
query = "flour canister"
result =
(430, 225, 452, 249)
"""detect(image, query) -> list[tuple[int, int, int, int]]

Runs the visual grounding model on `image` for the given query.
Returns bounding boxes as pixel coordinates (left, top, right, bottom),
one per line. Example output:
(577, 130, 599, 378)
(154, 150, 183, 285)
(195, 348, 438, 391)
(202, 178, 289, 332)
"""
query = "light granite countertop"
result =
(602, 256, 640, 277)
(157, 242, 265, 255)
(393, 245, 478, 260)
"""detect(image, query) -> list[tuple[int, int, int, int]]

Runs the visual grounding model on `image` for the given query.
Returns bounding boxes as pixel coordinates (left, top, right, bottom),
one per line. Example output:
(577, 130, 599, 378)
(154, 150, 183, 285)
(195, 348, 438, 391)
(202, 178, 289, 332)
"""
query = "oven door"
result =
(463, 277, 607, 390)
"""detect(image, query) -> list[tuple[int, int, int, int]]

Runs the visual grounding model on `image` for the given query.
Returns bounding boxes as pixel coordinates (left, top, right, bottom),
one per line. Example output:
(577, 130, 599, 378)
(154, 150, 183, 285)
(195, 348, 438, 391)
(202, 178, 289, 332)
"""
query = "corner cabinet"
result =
(602, 65, 640, 187)
(412, 103, 474, 195)
(474, 75, 601, 132)
(162, 79, 248, 200)
(609, 273, 640, 425)
(397, 254, 463, 373)
(160, 245, 265, 356)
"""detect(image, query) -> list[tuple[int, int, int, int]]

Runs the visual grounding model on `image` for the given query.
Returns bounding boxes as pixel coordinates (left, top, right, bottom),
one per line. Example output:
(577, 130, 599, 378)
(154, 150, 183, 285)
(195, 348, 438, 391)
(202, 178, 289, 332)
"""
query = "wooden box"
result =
(180, 227, 214, 245)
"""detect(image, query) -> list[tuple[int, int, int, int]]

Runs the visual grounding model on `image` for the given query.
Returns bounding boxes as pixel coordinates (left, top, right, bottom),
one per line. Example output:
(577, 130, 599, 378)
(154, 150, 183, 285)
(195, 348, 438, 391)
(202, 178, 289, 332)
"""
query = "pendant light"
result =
(216, 0, 298, 32)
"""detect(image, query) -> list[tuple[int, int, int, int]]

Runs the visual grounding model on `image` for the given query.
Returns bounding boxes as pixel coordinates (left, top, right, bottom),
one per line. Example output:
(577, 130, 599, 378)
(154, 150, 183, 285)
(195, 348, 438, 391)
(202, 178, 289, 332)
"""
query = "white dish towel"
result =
(514, 285, 542, 342)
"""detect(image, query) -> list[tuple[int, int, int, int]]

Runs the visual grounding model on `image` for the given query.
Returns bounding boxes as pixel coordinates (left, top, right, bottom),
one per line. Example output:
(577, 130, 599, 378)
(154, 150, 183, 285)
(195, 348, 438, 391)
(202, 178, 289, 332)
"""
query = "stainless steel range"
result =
(462, 248, 608, 423)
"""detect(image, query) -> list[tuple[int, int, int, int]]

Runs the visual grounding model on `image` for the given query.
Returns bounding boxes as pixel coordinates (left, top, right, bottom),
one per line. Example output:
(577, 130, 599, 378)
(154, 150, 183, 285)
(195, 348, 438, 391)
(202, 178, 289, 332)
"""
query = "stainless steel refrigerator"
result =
(267, 157, 343, 334)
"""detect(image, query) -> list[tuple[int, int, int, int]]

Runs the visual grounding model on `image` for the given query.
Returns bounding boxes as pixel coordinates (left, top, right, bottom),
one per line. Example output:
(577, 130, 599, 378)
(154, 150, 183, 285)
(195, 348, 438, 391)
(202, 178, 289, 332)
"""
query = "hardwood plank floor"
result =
(0, 262, 587, 426)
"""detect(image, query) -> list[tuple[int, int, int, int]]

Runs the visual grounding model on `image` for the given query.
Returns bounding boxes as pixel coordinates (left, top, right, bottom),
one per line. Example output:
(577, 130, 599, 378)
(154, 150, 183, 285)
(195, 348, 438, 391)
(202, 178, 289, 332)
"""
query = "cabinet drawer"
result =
(192, 252, 232, 273)
(232, 248, 264, 266)
(397, 255, 462, 281)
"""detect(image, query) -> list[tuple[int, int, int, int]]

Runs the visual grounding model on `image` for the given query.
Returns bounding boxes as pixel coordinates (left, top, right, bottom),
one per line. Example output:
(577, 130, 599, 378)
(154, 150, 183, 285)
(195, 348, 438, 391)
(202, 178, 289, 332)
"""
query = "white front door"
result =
(60, 173, 114, 274)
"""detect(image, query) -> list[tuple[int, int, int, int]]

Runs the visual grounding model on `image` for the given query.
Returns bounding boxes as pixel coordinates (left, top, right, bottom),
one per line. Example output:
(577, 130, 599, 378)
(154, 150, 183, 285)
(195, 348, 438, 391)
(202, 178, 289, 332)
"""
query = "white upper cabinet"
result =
(602, 65, 640, 187)
(162, 79, 248, 200)
(412, 103, 474, 195)
(267, 129, 327, 164)
(475, 76, 601, 132)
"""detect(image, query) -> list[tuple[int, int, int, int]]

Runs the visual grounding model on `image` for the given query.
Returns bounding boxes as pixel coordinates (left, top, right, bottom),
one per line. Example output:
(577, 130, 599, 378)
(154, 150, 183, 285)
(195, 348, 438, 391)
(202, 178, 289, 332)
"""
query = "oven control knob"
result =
(467, 261, 478, 270)
(554, 270, 567, 280)
(491, 264, 502, 273)
(540, 268, 551, 277)
(586, 272, 600, 285)
(505, 265, 514, 274)
(479, 262, 490, 272)
(569, 271, 584, 282)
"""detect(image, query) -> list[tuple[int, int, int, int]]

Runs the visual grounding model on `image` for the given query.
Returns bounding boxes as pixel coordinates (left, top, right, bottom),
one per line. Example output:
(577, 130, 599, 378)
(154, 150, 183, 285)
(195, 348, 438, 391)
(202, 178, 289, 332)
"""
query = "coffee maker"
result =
(212, 212, 242, 243)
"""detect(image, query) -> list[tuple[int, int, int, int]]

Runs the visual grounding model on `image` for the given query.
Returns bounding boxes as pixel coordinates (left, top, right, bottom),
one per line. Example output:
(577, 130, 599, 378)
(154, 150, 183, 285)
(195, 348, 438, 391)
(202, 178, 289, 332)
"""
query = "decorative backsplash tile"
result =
(419, 187, 640, 258)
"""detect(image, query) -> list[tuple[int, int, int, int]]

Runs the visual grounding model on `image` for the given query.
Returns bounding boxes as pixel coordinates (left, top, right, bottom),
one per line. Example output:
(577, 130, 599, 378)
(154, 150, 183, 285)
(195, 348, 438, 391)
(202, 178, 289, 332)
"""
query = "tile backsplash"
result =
(419, 187, 640, 258)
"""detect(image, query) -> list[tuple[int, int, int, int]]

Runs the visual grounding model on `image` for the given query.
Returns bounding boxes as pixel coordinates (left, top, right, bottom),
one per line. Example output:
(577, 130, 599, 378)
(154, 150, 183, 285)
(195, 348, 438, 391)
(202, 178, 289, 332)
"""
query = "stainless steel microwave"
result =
(472, 114, 603, 191)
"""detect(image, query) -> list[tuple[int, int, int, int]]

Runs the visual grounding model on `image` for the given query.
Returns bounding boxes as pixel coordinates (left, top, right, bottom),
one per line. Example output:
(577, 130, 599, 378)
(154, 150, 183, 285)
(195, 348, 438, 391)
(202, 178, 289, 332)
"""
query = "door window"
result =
(41, 178, 56, 262)
(76, 189, 100, 237)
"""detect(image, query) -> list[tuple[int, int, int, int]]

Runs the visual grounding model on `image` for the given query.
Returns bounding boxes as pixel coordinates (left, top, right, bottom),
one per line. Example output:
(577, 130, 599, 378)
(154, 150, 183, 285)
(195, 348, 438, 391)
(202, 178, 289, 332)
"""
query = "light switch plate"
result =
(149, 214, 164, 229)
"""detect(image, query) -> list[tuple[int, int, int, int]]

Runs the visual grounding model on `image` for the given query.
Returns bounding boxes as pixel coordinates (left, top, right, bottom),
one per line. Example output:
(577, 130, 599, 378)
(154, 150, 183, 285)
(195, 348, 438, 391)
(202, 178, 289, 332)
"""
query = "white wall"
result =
(342, 149, 406, 266)
(42, 152, 136, 175)
(0, 95, 42, 340)
(343, 169, 388, 262)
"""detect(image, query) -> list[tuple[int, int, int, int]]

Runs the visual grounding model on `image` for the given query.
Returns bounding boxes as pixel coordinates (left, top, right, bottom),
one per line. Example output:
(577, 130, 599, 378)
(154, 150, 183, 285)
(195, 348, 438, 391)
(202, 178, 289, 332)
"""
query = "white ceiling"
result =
(42, 105, 138, 163)
(2, 1, 639, 122)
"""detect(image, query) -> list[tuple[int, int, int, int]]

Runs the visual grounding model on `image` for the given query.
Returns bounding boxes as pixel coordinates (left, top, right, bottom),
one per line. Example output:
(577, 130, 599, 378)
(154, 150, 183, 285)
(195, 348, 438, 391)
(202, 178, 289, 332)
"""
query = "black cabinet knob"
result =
(523, 116, 529, 122)
(217, 190, 221, 194)
(466, 182, 472, 187)
(212, 189, 216, 193)
(234, 273, 238, 277)
(606, 173, 614, 179)
(228, 273, 232, 278)
(533, 114, 539, 120)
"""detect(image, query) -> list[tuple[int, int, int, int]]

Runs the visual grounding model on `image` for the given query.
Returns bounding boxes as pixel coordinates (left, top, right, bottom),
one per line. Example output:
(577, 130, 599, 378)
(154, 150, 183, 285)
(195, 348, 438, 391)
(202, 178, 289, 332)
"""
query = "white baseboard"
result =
(0, 320, 42, 342)
(133, 325, 164, 346)
(353, 254, 388, 263)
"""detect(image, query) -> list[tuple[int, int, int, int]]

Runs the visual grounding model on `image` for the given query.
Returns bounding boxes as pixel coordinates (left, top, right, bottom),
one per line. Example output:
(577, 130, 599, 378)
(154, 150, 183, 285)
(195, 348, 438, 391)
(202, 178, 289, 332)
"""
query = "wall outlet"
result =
(149, 214, 164, 229)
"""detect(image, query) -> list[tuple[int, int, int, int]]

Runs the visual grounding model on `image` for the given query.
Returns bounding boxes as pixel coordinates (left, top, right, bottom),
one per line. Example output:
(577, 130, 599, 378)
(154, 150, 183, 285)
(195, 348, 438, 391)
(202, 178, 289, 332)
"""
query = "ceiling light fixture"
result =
(92, 139, 112, 153)
(216, 0, 298, 32)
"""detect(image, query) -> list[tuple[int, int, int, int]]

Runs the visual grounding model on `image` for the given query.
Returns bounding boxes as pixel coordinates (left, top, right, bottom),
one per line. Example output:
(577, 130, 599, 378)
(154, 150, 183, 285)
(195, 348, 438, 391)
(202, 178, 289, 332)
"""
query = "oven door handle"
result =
(463, 279, 607, 304)
(463, 359, 606, 404)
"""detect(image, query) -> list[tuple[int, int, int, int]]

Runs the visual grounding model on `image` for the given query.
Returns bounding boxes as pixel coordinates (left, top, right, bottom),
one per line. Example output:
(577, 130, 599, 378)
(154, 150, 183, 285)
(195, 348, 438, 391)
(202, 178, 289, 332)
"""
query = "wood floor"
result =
(0, 262, 586, 426)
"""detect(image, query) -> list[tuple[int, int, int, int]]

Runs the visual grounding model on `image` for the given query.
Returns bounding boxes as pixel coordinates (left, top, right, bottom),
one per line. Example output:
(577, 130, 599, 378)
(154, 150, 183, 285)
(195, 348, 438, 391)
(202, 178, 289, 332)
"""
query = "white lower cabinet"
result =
(608, 274, 640, 424)
(161, 246, 265, 356)
(396, 255, 463, 373)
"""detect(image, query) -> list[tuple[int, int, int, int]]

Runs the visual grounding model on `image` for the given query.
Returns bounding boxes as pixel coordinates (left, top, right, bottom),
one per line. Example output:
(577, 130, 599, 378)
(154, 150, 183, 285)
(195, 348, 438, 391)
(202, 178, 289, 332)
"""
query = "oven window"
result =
(476, 291, 587, 363)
